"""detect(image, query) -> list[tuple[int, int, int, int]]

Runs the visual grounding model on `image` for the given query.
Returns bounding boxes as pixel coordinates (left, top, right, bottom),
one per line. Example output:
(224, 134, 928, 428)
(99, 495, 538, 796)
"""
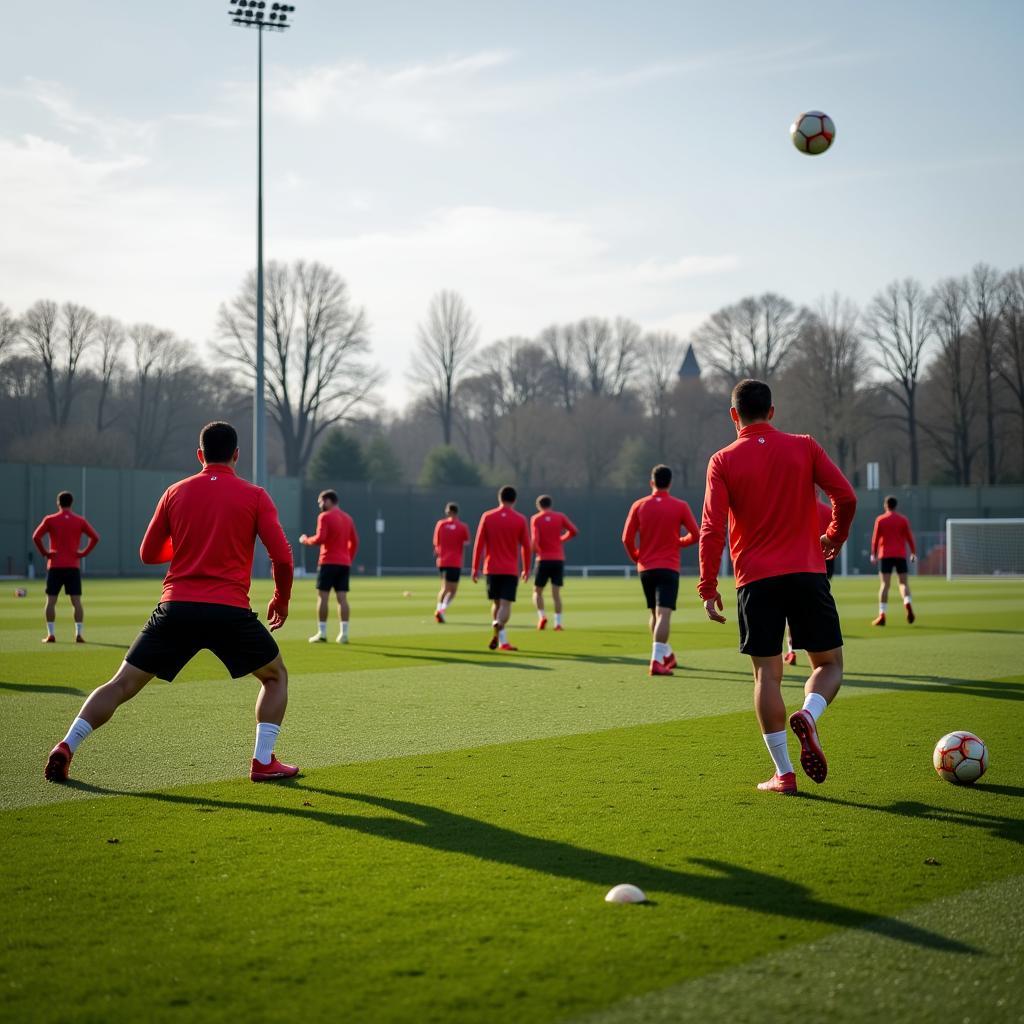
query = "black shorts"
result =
(737, 572, 842, 658)
(439, 566, 462, 584)
(534, 560, 565, 588)
(316, 564, 350, 592)
(487, 574, 518, 603)
(125, 601, 280, 682)
(640, 569, 679, 611)
(45, 568, 82, 596)
(879, 557, 908, 575)
(825, 558, 835, 580)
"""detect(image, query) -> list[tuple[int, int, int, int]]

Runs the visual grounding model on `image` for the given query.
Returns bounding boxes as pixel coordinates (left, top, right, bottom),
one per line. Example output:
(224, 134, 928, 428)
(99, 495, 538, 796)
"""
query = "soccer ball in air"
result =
(790, 111, 835, 155)
(932, 731, 988, 785)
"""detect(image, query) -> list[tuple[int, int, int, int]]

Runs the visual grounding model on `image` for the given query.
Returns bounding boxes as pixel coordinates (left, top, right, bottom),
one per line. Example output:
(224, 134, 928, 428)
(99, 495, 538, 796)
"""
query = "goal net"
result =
(945, 518, 1024, 580)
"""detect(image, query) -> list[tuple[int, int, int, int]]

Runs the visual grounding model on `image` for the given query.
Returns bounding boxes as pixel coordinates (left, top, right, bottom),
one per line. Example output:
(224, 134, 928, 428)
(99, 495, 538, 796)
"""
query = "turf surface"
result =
(1, 576, 1022, 1023)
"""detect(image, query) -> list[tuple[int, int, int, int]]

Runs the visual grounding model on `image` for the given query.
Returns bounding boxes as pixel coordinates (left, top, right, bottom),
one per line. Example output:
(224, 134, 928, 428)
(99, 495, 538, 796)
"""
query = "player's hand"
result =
(820, 534, 839, 560)
(472, 572, 479, 584)
(629, 548, 640, 563)
(703, 595, 727, 624)
(910, 553, 917, 563)
(521, 570, 529, 582)
(869, 554, 877, 564)
(266, 597, 288, 631)
(299, 534, 308, 544)
(47, 549, 57, 558)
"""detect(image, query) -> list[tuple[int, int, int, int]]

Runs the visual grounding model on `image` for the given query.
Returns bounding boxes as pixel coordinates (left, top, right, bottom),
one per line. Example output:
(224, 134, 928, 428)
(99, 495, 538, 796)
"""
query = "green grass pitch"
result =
(1, 575, 1022, 1023)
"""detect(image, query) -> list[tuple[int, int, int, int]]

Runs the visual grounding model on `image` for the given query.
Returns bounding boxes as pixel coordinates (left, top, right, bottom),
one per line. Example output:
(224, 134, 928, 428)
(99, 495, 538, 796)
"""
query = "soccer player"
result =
(472, 485, 531, 651)
(432, 501, 470, 623)
(698, 379, 857, 795)
(530, 495, 578, 630)
(300, 489, 359, 644)
(621, 465, 699, 676)
(32, 491, 99, 644)
(784, 492, 839, 666)
(44, 421, 297, 785)
(870, 495, 917, 626)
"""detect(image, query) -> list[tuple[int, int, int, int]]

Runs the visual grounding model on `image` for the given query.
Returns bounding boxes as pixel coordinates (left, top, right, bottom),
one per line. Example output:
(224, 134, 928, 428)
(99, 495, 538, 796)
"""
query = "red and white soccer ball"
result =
(790, 111, 835, 155)
(933, 731, 988, 785)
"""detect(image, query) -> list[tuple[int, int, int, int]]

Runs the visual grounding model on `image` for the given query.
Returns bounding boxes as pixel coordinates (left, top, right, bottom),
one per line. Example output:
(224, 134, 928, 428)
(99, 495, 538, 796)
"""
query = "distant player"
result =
(32, 491, 99, 644)
(44, 421, 297, 784)
(699, 380, 856, 795)
(300, 489, 359, 643)
(433, 501, 470, 623)
(530, 495, 578, 630)
(784, 492, 840, 665)
(870, 495, 916, 626)
(472, 485, 531, 652)
(621, 465, 699, 676)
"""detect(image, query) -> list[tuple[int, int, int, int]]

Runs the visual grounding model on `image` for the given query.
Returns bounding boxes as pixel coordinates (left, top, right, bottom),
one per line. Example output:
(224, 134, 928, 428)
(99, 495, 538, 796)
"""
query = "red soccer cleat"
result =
(44, 742, 72, 783)
(41, 635, 56, 644)
(250, 754, 299, 782)
(553, 624, 564, 632)
(757, 771, 797, 795)
(789, 709, 828, 783)
(905, 604, 915, 624)
(488, 635, 499, 650)
(75, 635, 86, 644)
(872, 613, 886, 627)
(783, 651, 797, 666)
(649, 659, 673, 677)
(435, 611, 445, 624)
(498, 642, 518, 651)
(665, 652, 677, 670)
(537, 617, 548, 630)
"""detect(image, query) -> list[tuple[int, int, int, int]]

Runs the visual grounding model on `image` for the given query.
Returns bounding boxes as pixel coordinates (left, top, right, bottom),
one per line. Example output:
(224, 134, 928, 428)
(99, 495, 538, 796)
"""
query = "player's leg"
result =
(488, 592, 501, 648)
(42, 591, 58, 642)
(784, 623, 797, 665)
(337, 590, 350, 643)
(750, 653, 796, 792)
(551, 583, 563, 629)
(496, 597, 516, 650)
(649, 572, 679, 673)
(70, 595, 86, 643)
(309, 588, 329, 642)
(874, 568, 891, 625)
(249, 654, 298, 780)
(897, 571, 915, 622)
(534, 584, 547, 628)
(436, 572, 450, 622)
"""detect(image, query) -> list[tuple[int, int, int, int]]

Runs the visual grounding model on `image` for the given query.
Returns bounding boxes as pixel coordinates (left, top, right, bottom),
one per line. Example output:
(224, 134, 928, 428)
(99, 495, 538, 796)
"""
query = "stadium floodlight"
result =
(227, 2, 297, 574)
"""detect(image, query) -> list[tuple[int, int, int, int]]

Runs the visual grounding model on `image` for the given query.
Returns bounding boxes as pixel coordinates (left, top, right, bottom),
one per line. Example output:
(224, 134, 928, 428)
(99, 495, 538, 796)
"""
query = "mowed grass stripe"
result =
(2, 688, 1021, 1024)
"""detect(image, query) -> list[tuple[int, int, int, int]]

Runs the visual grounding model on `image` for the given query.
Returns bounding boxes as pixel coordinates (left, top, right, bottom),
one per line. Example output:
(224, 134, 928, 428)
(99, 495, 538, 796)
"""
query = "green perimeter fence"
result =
(2, 461, 1022, 580)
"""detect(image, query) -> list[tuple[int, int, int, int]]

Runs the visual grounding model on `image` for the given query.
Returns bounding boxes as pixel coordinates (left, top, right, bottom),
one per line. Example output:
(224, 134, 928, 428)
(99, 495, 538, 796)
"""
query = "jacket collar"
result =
(738, 422, 776, 439)
(201, 463, 237, 476)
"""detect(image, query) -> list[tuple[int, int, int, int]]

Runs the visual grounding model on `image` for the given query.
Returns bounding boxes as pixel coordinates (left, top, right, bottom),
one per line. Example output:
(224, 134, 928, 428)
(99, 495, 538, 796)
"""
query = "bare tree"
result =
(965, 263, 1004, 483)
(411, 290, 478, 446)
(570, 316, 641, 398)
(539, 323, 578, 412)
(865, 278, 932, 484)
(0, 303, 18, 361)
(127, 324, 189, 467)
(691, 293, 804, 382)
(94, 316, 125, 432)
(998, 267, 1024, 482)
(637, 331, 684, 453)
(217, 260, 380, 477)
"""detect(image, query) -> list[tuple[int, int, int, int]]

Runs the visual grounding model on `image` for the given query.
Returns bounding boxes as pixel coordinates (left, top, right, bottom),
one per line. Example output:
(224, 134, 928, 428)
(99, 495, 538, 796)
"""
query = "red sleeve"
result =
(472, 515, 486, 573)
(432, 521, 441, 555)
(256, 490, 293, 603)
(304, 512, 327, 546)
(140, 493, 174, 564)
(870, 517, 880, 556)
(530, 515, 539, 550)
(561, 515, 578, 542)
(904, 517, 916, 555)
(698, 457, 730, 600)
(678, 502, 699, 549)
(32, 519, 49, 559)
(621, 502, 640, 562)
(349, 519, 360, 560)
(461, 523, 470, 545)
(810, 441, 857, 546)
(520, 518, 531, 571)
(79, 518, 100, 557)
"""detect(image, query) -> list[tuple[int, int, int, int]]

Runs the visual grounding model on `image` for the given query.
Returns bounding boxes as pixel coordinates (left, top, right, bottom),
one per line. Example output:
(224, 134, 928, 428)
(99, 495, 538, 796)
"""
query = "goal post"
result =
(945, 518, 1024, 580)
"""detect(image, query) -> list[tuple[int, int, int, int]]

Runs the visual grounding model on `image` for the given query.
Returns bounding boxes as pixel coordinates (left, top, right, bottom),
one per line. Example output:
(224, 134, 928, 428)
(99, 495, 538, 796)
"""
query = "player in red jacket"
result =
(698, 380, 856, 795)
(472, 485, 531, 652)
(32, 491, 99, 644)
(300, 489, 359, 643)
(432, 501, 471, 623)
(621, 465, 699, 676)
(44, 422, 296, 785)
(530, 495, 578, 631)
(870, 495, 917, 626)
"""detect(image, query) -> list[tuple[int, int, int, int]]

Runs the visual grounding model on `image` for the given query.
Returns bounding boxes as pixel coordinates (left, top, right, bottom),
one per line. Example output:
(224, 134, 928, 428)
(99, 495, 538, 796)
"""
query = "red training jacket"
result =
(871, 510, 916, 559)
(621, 491, 699, 572)
(531, 510, 578, 561)
(433, 516, 470, 568)
(32, 510, 99, 569)
(472, 505, 531, 576)
(302, 507, 359, 566)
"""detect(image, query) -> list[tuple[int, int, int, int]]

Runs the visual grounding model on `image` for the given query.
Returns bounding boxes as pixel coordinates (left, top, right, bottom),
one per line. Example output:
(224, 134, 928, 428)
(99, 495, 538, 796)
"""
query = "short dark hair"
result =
(536, 494, 552, 510)
(651, 465, 672, 489)
(885, 495, 898, 510)
(57, 491, 73, 508)
(498, 485, 517, 504)
(199, 421, 238, 463)
(319, 490, 338, 505)
(731, 379, 773, 422)
(445, 502, 459, 515)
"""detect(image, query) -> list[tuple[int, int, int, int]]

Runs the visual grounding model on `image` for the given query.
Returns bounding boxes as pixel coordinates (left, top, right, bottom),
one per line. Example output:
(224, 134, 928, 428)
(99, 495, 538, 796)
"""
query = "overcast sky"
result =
(2, 0, 1022, 408)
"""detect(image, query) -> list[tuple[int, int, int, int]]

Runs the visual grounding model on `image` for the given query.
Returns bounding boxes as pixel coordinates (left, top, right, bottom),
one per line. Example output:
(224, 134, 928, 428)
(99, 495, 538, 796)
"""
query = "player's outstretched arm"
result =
(139, 494, 174, 564)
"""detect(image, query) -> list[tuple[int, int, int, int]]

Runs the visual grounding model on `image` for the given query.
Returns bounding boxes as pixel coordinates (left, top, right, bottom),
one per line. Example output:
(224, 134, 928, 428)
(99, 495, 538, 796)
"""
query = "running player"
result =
(44, 421, 297, 784)
(433, 501, 470, 623)
(32, 491, 99, 644)
(621, 465, 699, 676)
(698, 379, 857, 795)
(530, 495, 578, 630)
(784, 492, 839, 665)
(300, 489, 359, 643)
(870, 495, 917, 626)
(472, 486, 531, 651)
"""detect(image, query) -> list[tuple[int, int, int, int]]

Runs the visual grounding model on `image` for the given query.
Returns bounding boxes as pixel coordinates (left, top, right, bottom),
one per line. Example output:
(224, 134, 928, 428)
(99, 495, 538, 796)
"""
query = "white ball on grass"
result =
(605, 883, 647, 904)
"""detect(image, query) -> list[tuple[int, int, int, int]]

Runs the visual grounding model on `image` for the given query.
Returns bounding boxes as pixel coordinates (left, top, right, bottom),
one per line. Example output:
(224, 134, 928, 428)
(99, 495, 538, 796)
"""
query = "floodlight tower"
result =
(227, 1, 296, 517)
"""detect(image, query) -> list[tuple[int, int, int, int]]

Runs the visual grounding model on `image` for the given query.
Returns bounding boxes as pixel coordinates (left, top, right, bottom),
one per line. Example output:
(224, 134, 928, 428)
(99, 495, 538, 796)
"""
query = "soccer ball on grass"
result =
(790, 111, 835, 155)
(932, 731, 988, 785)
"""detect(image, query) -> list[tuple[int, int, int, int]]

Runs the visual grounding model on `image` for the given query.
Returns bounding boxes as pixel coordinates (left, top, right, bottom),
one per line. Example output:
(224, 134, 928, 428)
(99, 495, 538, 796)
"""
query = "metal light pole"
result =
(228, 1, 295, 576)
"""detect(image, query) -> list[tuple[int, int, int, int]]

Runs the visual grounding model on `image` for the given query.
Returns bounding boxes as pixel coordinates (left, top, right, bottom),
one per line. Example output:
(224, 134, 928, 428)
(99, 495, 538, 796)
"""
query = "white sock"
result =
(554, 613, 562, 626)
(436, 603, 443, 612)
(652, 641, 669, 662)
(802, 692, 828, 723)
(786, 636, 794, 654)
(498, 628, 508, 645)
(46, 621, 55, 637)
(903, 595, 912, 606)
(440, 596, 450, 609)
(253, 722, 281, 765)
(62, 717, 93, 754)
(879, 602, 888, 614)
(75, 622, 84, 637)
(537, 608, 545, 620)
(341, 621, 349, 639)
(763, 730, 794, 776)
(317, 621, 327, 638)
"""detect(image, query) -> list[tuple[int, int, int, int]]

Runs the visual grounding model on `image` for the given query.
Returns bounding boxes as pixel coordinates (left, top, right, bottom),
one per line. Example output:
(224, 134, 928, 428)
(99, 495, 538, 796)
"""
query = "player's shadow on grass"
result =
(0, 679, 86, 697)
(351, 645, 552, 671)
(102, 782, 974, 955)
(355, 644, 647, 669)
